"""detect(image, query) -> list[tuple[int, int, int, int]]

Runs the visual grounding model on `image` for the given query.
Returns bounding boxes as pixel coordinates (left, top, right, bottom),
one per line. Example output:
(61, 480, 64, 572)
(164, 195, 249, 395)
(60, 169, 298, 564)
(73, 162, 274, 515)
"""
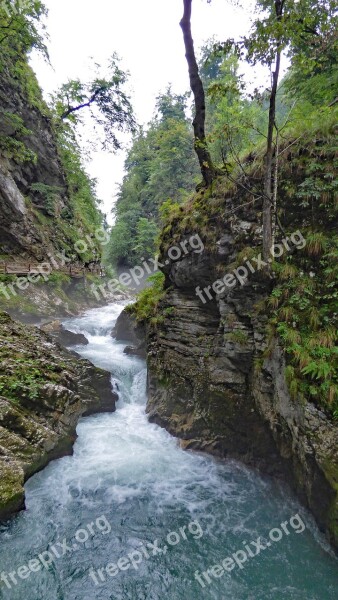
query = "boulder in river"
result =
(113, 308, 146, 358)
(41, 320, 89, 346)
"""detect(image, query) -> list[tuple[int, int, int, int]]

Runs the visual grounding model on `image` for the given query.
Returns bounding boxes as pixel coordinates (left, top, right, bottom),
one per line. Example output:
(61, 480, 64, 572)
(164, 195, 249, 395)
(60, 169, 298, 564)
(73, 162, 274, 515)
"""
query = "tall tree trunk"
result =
(180, 0, 215, 186)
(263, 0, 284, 263)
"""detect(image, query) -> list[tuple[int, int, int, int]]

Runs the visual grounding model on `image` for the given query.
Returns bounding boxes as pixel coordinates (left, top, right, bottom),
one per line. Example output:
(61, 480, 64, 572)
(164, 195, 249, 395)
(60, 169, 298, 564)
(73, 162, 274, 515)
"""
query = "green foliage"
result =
(47, 272, 71, 288)
(0, 336, 68, 406)
(127, 272, 165, 324)
(0, 109, 36, 162)
(53, 54, 136, 151)
(241, 0, 337, 69)
(0, 369, 43, 402)
(227, 330, 249, 345)
(107, 89, 199, 267)
(269, 222, 338, 415)
(0, 0, 48, 66)
(200, 47, 262, 164)
(29, 182, 62, 216)
(56, 127, 104, 252)
(159, 199, 182, 224)
(133, 218, 158, 261)
(0, 1, 108, 265)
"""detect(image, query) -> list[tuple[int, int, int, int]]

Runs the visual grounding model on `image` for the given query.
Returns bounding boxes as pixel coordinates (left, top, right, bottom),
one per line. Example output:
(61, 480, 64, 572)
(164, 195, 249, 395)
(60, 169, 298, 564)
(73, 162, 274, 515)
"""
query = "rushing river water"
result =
(0, 303, 337, 600)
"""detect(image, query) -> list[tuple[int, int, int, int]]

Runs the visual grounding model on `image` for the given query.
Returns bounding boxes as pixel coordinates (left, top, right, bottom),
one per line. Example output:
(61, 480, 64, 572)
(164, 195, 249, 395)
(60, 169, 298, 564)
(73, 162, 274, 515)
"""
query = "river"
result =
(0, 303, 337, 599)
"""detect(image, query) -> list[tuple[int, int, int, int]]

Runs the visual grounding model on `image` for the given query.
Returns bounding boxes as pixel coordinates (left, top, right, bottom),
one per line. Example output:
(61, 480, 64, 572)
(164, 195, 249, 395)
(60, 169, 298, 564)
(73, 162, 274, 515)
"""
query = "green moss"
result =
(0, 331, 65, 406)
(127, 272, 166, 324)
(0, 463, 24, 515)
(226, 330, 249, 345)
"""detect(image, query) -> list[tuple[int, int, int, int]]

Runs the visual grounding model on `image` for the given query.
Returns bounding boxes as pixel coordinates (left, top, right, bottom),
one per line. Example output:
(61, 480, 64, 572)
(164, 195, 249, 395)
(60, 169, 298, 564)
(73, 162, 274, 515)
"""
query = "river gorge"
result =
(0, 303, 337, 600)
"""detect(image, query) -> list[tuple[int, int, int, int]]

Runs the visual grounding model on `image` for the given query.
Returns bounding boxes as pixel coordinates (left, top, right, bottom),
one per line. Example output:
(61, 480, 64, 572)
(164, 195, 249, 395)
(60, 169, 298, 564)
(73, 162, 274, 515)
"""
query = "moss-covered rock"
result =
(0, 311, 117, 521)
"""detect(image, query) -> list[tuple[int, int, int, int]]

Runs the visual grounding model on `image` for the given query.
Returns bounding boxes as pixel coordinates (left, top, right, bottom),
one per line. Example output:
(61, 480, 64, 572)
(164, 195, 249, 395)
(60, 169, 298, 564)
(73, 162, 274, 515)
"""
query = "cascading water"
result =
(0, 303, 337, 600)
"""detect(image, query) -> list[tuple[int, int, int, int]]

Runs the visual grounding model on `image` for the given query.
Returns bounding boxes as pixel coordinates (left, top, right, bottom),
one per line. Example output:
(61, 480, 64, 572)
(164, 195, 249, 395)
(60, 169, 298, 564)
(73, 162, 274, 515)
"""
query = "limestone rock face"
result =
(0, 312, 117, 521)
(0, 61, 71, 260)
(142, 186, 338, 550)
(112, 309, 146, 358)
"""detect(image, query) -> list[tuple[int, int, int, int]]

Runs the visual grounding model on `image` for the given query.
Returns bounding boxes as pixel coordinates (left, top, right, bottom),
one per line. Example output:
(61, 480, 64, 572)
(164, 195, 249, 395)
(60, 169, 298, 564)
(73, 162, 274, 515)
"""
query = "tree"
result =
(244, 0, 338, 262)
(180, 0, 216, 186)
(0, 0, 47, 61)
(133, 218, 159, 262)
(284, 0, 338, 108)
(53, 55, 136, 151)
(244, 0, 286, 263)
(200, 44, 263, 166)
(107, 89, 199, 267)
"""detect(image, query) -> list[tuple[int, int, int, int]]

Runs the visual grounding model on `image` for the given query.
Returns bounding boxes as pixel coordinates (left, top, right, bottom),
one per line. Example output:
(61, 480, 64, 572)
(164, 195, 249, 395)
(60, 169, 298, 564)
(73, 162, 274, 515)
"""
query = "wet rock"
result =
(124, 345, 146, 359)
(112, 309, 140, 344)
(40, 321, 88, 346)
(113, 309, 146, 358)
(0, 312, 117, 521)
(145, 192, 338, 551)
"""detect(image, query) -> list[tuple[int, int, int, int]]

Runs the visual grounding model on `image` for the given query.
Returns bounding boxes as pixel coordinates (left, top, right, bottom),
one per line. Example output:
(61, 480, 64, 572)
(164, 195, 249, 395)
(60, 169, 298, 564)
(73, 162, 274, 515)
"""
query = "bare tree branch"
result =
(60, 87, 106, 120)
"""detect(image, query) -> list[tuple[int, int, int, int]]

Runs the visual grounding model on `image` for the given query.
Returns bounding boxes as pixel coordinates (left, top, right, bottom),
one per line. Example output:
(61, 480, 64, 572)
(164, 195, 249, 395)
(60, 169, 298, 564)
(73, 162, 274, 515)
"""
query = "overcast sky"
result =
(31, 0, 260, 223)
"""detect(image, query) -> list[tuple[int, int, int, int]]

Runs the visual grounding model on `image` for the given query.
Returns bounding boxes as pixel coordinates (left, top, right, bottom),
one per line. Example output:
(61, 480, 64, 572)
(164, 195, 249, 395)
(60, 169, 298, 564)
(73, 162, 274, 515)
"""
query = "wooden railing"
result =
(0, 262, 103, 278)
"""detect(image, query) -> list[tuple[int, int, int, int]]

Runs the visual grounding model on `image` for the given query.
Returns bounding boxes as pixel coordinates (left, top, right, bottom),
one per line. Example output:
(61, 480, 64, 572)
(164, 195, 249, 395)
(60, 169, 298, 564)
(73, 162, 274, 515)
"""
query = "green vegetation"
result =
(107, 89, 200, 267)
(0, 328, 66, 406)
(0, 0, 336, 419)
(126, 272, 166, 325)
(0, 1, 130, 261)
(52, 53, 135, 152)
(55, 128, 104, 252)
(226, 330, 249, 345)
(0, 110, 36, 162)
(269, 228, 337, 416)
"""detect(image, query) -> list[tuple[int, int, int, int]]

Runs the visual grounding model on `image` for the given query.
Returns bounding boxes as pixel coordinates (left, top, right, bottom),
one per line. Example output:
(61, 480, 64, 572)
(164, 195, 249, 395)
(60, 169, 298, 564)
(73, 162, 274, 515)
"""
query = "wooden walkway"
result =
(0, 262, 103, 278)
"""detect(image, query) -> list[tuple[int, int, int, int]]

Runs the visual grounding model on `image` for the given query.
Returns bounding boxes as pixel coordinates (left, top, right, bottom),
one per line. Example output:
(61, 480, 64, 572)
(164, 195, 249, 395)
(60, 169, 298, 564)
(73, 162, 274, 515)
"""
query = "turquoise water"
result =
(0, 303, 337, 600)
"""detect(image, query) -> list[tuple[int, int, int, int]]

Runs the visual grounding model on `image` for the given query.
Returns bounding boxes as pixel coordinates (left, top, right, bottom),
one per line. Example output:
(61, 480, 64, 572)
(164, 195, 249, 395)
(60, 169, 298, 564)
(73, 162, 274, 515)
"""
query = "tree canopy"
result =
(107, 89, 199, 267)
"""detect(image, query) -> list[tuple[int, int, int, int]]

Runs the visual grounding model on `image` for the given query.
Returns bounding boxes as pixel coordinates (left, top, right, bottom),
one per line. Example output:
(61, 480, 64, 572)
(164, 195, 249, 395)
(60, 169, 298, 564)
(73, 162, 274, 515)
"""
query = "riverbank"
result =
(0, 272, 132, 323)
(0, 310, 118, 521)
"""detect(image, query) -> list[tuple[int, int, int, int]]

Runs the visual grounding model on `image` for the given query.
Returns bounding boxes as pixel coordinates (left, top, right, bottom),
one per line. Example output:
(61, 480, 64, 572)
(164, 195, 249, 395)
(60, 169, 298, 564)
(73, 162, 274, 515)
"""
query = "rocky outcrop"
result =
(253, 344, 338, 547)
(142, 177, 338, 550)
(41, 320, 89, 346)
(0, 275, 130, 323)
(0, 57, 71, 260)
(112, 309, 146, 358)
(0, 311, 117, 521)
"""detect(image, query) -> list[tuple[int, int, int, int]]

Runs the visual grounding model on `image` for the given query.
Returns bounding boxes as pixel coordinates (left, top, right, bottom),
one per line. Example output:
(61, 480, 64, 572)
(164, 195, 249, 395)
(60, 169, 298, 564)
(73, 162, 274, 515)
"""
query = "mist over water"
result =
(0, 303, 337, 600)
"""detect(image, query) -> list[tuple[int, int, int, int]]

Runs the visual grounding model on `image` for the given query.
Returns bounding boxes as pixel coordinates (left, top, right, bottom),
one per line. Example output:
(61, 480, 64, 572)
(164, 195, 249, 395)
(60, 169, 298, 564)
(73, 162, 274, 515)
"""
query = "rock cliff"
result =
(146, 266, 338, 549)
(122, 139, 338, 550)
(0, 58, 71, 260)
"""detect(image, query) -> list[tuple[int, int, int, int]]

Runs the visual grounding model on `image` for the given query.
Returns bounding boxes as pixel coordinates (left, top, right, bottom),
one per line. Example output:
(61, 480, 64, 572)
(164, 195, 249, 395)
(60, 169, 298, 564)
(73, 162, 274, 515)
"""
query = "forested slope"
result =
(0, 2, 111, 264)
